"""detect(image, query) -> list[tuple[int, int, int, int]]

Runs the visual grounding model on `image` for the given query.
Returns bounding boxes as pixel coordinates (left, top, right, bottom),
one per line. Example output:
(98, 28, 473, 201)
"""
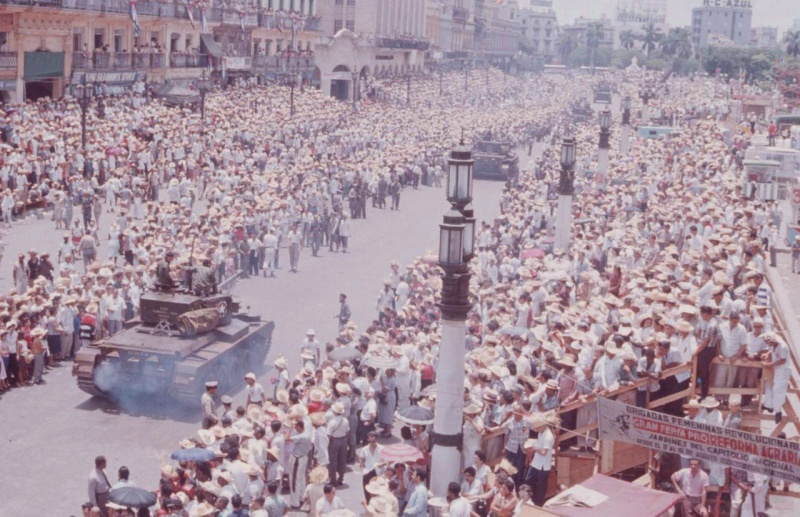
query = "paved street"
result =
(0, 174, 508, 515)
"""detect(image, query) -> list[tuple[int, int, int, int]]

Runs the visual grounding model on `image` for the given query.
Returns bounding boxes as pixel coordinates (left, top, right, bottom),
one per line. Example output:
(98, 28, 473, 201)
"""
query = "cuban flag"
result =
(201, 7, 208, 32)
(183, 0, 196, 30)
(130, 1, 141, 37)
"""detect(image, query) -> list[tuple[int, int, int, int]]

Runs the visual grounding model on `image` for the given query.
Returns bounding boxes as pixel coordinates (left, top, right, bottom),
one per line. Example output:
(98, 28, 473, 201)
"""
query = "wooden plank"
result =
(708, 387, 761, 395)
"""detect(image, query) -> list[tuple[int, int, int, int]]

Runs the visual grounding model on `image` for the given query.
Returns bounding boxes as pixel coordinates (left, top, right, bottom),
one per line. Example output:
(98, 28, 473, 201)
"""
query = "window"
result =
(94, 29, 104, 50)
(335, 0, 343, 4)
(185, 36, 192, 52)
(114, 30, 123, 53)
(346, 20, 355, 31)
(72, 29, 83, 51)
(347, 0, 355, 5)
(334, 20, 343, 32)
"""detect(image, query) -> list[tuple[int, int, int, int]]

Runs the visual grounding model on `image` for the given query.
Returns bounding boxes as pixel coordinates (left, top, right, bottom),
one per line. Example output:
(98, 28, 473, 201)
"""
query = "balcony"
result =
(453, 7, 469, 23)
(4, 0, 321, 32)
(71, 52, 172, 71)
(0, 52, 17, 71)
(252, 55, 315, 72)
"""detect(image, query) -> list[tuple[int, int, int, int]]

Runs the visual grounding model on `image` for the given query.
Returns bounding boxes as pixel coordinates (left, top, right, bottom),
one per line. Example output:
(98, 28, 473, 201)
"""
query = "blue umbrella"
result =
(109, 487, 157, 509)
(498, 327, 528, 337)
(170, 447, 216, 462)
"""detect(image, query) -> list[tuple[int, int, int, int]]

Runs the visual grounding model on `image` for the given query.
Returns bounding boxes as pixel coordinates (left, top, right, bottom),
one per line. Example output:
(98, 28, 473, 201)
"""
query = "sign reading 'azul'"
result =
(702, 0, 752, 8)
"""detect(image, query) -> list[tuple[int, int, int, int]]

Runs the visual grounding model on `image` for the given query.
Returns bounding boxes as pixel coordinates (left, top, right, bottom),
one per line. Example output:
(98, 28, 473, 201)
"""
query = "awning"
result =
(200, 34, 223, 58)
(24, 51, 65, 80)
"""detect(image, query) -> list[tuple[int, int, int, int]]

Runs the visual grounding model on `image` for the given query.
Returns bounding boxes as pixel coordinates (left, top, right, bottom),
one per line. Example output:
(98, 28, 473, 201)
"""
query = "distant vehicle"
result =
(571, 102, 594, 123)
(637, 126, 681, 139)
(543, 64, 567, 75)
(593, 84, 613, 104)
(473, 140, 519, 181)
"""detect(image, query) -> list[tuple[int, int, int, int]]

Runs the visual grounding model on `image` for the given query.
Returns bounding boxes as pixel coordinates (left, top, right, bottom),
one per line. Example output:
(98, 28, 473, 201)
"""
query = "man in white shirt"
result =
(714, 312, 746, 389)
(315, 484, 345, 515)
(447, 482, 472, 517)
(525, 418, 555, 507)
(87, 456, 111, 516)
(300, 329, 320, 365)
(358, 431, 384, 496)
(244, 372, 266, 407)
(104, 288, 125, 335)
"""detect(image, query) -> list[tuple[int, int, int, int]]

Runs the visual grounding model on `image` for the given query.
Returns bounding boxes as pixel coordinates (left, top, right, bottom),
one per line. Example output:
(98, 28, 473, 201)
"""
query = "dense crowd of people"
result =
(0, 61, 794, 516)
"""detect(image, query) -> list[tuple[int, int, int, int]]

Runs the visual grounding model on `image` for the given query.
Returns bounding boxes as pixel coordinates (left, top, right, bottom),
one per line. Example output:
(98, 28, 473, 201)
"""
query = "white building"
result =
(315, 0, 427, 100)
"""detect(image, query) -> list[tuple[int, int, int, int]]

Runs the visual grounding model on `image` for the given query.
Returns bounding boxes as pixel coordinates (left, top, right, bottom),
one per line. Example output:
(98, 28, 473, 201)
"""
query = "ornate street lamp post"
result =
(352, 66, 359, 112)
(597, 109, 611, 190)
(620, 95, 631, 153)
(75, 75, 94, 177)
(197, 70, 213, 136)
(640, 85, 654, 125)
(431, 139, 474, 497)
(553, 137, 576, 252)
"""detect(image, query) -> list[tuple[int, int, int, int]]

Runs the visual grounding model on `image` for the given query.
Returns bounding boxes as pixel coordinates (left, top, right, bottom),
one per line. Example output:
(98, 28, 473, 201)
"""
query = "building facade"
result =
(518, 4, 557, 58)
(750, 26, 778, 48)
(314, 0, 428, 100)
(425, 0, 474, 63)
(0, 0, 321, 103)
(691, 1, 753, 49)
(472, 0, 521, 64)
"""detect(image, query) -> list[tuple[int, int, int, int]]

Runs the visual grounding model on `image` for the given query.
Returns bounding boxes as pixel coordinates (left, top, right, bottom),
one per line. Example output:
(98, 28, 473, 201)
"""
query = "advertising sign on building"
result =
(616, 0, 667, 24)
(702, 0, 752, 9)
(597, 398, 800, 483)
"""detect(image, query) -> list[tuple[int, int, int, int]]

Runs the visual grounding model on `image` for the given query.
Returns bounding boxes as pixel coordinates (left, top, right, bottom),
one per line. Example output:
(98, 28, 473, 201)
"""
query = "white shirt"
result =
(247, 382, 266, 404)
(315, 495, 345, 515)
(449, 497, 472, 517)
(358, 444, 384, 472)
(532, 427, 555, 471)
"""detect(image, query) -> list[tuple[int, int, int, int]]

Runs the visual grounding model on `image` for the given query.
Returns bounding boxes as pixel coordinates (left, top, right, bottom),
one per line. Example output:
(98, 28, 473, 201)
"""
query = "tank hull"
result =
(72, 318, 274, 405)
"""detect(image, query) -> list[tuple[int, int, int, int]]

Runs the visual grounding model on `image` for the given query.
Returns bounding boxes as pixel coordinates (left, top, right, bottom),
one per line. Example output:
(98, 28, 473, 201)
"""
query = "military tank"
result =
(72, 290, 274, 405)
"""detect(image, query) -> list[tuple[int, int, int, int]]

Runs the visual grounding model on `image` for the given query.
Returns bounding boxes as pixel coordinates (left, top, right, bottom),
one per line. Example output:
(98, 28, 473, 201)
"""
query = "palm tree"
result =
(641, 22, 662, 58)
(619, 30, 637, 50)
(585, 22, 604, 72)
(785, 30, 800, 59)
(557, 34, 576, 65)
(661, 27, 693, 60)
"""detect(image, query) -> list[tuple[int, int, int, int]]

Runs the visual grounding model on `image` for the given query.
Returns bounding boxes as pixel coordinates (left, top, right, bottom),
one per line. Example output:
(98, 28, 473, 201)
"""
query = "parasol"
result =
(420, 383, 437, 397)
(364, 355, 399, 369)
(395, 405, 434, 426)
(170, 447, 216, 462)
(108, 487, 157, 509)
(498, 327, 529, 337)
(521, 248, 545, 259)
(106, 146, 126, 156)
(378, 443, 424, 464)
(327, 347, 361, 363)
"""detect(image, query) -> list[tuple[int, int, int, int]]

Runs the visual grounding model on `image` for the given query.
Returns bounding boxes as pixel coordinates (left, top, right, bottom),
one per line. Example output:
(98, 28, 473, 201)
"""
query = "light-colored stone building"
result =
(519, 3, 557, 58)
(314, 0, 428, 100)
(0, 0, 321, 103)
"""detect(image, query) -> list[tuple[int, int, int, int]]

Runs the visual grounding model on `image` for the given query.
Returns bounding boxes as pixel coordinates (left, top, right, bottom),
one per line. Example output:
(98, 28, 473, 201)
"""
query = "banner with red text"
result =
(597, 397, 800, 483)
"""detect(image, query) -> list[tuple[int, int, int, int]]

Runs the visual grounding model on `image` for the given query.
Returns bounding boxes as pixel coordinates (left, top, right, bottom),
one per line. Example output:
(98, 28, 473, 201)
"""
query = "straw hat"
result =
(309, 412, 326, 427)
(273, 355, 288, 368)
(366, 496, 394, 516)
(683, 399, 703, 411)
(309, 387, 327, 403)
(676, 320, 694, 333)
(309, 465, 329, 484)
(464, 402, 483, 416)
(275, 389, 289, 404)
(701, 396, 720, 409)
(494, 458, 518, 476)
(365, 475, 392, 495)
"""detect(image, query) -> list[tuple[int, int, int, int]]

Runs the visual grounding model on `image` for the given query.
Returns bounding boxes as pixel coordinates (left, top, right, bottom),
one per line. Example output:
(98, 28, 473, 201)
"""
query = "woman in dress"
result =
(489, 479, 519, 517)
(377, 368, 397, 437)
(462, 403, 485, 470)
(107, 222, 121, 265)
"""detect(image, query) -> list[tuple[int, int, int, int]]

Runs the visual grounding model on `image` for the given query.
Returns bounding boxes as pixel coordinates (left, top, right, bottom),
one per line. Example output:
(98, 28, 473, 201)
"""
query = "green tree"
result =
(701, 47, 778, 83)
(585, 22, 605, 72)
(557, 34, 577, 65)
(619, 30, 637, 50)
(641, 22, 662, 58)
(785, 30, 800, 59)
(661, 28, 693, 60)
